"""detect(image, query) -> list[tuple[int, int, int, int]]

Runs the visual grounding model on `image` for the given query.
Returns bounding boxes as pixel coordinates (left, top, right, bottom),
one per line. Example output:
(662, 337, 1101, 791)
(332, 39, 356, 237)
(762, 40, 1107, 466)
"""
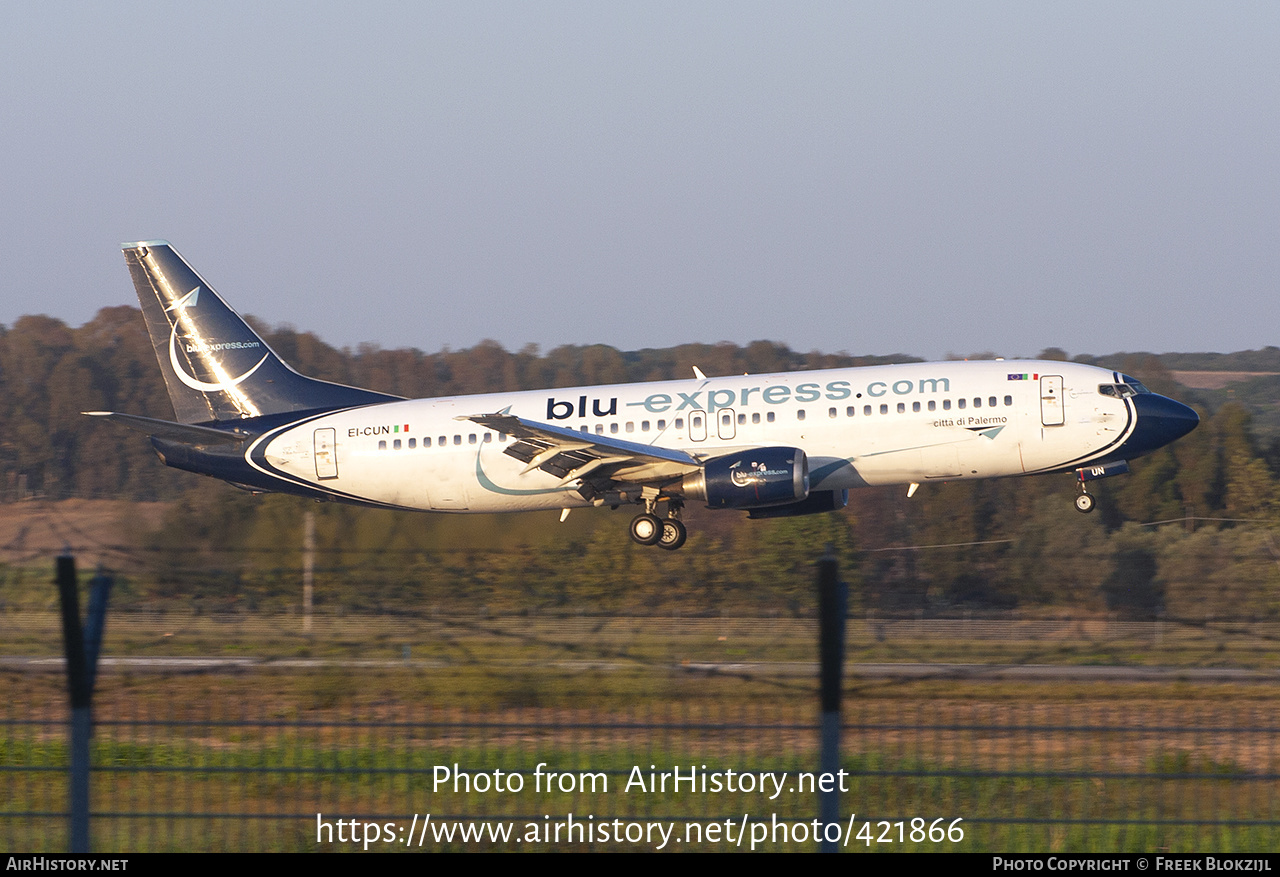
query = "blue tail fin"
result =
(122, 241, 400, 423)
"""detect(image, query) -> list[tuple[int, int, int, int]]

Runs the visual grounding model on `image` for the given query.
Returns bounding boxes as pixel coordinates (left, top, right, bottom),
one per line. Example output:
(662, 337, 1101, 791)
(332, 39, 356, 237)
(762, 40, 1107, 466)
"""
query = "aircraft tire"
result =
(1075, 493, 1096, 514)
(629, 513, 663, 545)
(658, 518, 688, 551)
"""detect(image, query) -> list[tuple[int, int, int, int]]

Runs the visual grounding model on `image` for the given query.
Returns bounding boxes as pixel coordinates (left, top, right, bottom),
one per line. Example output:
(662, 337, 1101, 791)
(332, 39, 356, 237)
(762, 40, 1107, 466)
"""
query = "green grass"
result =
(5, 729, 1277, 852)
(4, 612, 1279, 852)
(4, 610, 1280, 670)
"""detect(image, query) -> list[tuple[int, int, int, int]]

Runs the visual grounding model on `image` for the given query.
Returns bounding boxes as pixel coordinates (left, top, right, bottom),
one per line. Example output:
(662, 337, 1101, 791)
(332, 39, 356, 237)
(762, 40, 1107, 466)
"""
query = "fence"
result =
(3, 674, 1279, 852)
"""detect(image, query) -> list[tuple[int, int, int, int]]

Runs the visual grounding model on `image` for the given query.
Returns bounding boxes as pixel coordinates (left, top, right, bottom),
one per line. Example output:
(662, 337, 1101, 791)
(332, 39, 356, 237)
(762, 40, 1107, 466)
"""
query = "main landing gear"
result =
(629, 497, 688, 550)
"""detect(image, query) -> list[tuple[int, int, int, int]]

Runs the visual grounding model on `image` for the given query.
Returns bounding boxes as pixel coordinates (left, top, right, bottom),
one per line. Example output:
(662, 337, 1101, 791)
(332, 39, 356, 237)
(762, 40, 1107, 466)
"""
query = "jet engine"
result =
(681, 447, 809, 509)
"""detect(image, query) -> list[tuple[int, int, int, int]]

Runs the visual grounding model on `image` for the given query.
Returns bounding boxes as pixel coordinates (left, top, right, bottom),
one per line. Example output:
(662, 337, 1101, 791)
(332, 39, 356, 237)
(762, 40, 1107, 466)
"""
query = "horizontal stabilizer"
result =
(82, 411, 254, 445)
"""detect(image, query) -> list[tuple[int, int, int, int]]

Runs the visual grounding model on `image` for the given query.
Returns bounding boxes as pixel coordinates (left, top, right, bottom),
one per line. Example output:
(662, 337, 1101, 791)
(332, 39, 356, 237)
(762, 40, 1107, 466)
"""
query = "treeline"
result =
(3, 305, 1278, 501)
(1156, 347, 1280, 372)
(127, 458, 1278, 619)
(0, 306, 917, 501)
(1, 307, 1278, 618)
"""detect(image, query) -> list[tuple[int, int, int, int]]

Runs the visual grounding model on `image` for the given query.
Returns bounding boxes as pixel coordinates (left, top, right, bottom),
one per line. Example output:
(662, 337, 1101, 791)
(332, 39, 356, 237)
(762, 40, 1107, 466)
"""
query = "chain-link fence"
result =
(4, 671, 1278, 852)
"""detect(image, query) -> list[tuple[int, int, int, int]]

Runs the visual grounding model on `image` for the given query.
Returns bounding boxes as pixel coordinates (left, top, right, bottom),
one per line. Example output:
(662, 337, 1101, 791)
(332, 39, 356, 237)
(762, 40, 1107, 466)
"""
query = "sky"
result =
(2, 2, 1277, 362)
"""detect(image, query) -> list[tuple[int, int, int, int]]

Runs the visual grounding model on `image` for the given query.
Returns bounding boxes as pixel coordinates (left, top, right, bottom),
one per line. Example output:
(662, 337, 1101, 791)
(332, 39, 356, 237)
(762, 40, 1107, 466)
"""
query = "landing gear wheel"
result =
(1075, 493, 1096, 514)
(629, 513, 663, 545)
(658, 518, 688, 551)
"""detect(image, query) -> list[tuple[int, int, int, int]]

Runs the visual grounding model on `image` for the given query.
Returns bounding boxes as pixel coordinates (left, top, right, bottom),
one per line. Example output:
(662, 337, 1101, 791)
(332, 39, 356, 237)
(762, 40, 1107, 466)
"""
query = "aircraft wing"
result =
(460, 412, 701, 496)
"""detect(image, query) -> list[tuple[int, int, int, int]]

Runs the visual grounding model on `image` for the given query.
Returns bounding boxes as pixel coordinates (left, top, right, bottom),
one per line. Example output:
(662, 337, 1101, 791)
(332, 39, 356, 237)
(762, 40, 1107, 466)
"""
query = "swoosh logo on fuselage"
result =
(474, 449, 575, 496)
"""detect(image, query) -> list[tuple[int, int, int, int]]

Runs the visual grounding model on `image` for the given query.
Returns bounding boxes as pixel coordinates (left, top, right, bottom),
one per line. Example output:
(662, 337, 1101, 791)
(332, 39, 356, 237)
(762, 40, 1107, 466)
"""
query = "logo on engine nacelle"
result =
(729, 460, 788, 488)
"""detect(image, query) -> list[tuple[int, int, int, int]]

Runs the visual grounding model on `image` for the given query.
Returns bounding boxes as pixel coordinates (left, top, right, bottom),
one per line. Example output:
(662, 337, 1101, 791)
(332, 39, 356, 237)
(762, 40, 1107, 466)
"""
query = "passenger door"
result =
(314, 428, 339, 480)
(1040, 376, 1064, 427)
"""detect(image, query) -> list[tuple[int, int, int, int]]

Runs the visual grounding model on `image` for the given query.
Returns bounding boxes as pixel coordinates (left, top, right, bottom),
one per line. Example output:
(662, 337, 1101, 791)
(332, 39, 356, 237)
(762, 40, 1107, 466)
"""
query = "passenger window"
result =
(897, 403, 905, 414)
(958, 399, 966, 410)
(438, 436, 446, 447)
(657, 419, 667, 430)
(468, 434, 477, 445)
(928, 400, 936, 411)
(973, 398, 982, 408)
(752, 413, 761, 424)
(424, 437, 432, 448)
(378, 440, 387, 451)
(864, 405, 872, 416)
(767, 412, 775, 423)
(595, 425, 604, 435)
(943, 400, 951, 411)
(829, 407, 837, 419)
(737, 413, 746, 425)
(797, 410, 806, 421)
(625, 422, 634, 433)
(610, 423, 619, 434)
(1004, 396, 1012, 406)
(675, 418, 684, 429)
(641, 420, 650, 431)
(394, 439, 402, 450)
(847, 406, 855, 417)
(483, 433, 492, 443)
(989, 396, 997, 407)
(880, 404, 888, 415)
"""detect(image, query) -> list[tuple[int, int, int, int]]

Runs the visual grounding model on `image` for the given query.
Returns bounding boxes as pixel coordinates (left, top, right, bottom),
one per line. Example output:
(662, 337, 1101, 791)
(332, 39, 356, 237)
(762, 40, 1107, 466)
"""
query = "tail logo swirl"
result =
(165, 287, 270, 392)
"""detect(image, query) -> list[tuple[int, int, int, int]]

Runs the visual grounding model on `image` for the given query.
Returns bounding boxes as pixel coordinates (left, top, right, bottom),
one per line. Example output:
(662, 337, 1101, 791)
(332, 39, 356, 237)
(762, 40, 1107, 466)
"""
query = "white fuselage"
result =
(247, 360, 1134, 512)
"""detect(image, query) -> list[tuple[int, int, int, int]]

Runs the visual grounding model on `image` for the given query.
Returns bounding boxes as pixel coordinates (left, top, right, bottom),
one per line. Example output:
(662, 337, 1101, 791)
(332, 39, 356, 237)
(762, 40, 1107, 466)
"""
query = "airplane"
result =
(85, 241, 1200, 551)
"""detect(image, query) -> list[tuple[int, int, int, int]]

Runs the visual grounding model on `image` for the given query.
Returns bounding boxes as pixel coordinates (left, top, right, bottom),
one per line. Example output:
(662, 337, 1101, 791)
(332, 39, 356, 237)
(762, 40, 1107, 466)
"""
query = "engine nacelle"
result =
(682, 447, 809, 510)
(747, 489, 848, 519)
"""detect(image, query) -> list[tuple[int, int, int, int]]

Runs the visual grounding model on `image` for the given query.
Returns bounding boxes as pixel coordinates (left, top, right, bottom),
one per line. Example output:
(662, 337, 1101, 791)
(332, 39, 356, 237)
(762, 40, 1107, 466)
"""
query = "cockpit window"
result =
(1099, 382, 1147, 399)
(1120, 375, 1152, 394)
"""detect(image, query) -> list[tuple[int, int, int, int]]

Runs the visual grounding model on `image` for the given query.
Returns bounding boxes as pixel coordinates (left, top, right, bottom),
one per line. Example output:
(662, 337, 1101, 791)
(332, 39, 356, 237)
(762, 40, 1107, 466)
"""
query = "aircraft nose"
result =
(1122, 393, 1200, 457)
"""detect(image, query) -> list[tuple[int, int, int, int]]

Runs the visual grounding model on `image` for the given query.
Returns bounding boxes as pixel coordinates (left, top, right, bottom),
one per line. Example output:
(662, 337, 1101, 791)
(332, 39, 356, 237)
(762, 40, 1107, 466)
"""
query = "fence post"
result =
(55, 555, 113, 854)
(817, 544, 846, 852)
(303, 510, 315, 633)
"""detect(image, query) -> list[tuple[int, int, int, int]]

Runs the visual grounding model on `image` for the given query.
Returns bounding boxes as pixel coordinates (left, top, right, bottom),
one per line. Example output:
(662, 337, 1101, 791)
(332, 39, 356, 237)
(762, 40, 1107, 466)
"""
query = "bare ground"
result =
(1170, 370, 1280, 389)
(0, 498, 170, 557)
